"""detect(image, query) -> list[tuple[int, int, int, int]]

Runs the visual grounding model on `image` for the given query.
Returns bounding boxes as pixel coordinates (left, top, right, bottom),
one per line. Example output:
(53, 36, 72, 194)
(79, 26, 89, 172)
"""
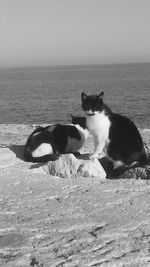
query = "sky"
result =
(0, 0, 150, 67)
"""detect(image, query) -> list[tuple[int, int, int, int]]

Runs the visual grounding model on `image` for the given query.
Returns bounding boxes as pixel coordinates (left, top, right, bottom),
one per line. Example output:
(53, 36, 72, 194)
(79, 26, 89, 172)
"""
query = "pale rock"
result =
(44, 154, 80, 178)
(0, 148, 16, 168)
(78, 158, 106, 179)
(43, 154, 106, 179)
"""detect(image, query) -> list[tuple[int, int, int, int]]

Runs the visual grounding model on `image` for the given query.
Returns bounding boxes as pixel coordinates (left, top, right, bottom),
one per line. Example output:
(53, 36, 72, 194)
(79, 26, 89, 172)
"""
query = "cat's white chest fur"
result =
(86, 111, 111, 158)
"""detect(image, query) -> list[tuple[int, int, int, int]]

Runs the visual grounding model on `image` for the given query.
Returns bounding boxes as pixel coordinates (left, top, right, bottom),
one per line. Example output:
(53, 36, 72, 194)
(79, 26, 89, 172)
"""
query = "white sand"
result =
(0, 124, 150, 267)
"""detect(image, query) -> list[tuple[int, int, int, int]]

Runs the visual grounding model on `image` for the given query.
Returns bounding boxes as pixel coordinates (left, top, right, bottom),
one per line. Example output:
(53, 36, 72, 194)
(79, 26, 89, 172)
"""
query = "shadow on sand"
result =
(9, 144, 44, 169)
(9, 144, 25, 161)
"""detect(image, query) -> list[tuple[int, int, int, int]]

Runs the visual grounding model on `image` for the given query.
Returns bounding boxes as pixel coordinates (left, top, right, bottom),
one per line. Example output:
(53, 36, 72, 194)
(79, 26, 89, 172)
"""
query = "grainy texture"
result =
(0, 125, 150, 267)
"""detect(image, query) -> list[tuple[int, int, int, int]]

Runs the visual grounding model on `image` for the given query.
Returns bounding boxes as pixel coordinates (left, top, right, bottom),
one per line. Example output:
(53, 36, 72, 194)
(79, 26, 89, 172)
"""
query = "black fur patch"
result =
(108, 113, 146, 165)
(71, 115, 86, 129)
(47, 124, 81, 153)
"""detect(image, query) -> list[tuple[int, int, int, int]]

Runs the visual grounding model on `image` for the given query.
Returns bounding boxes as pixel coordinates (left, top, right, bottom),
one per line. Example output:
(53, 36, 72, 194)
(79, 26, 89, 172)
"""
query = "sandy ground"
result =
(0, 124, 150, 267)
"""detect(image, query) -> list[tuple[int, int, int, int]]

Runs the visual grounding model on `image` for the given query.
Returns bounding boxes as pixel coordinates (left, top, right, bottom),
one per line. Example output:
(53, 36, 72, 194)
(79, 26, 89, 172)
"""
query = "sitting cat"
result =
(24, 117, 89, 163)
(81, 91, 149, 172)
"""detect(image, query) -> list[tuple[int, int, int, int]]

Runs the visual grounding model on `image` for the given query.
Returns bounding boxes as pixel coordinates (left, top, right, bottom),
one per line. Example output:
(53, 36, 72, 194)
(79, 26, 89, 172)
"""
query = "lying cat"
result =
(81, 91, 149, 171)
(24, 117, 89, 163)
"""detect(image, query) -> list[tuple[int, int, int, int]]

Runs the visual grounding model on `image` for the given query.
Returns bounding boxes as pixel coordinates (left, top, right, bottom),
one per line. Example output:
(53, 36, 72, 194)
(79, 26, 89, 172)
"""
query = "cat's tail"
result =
(24, 152, 60, 163)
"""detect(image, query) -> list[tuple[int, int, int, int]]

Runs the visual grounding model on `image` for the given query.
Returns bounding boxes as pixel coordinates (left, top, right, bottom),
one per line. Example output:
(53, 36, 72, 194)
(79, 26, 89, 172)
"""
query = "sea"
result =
(0, 63, 149, 129)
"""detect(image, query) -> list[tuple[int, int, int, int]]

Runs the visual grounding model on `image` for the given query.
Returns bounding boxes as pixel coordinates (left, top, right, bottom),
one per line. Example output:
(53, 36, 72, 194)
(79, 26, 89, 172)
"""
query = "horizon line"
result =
(0, 61, 150, 70)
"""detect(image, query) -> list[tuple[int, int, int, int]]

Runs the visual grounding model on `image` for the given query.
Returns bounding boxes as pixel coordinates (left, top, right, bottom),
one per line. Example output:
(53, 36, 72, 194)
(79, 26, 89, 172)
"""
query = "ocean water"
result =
(0, 63, 149, 128)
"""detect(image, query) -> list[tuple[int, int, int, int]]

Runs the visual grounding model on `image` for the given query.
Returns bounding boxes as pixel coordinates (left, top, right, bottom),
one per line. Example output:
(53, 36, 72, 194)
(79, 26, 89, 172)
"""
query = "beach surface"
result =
(0, 124, 150, 267)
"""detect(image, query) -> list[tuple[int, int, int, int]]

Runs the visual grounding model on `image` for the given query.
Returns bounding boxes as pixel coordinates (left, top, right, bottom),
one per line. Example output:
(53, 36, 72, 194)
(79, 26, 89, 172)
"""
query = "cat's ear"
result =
(71, 114, 74, 123)
(81, 92, 87, 101)
(98, 91, 104, 98)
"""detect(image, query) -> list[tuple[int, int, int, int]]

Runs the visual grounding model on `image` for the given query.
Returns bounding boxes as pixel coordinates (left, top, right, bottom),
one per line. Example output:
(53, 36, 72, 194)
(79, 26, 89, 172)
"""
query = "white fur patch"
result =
(86, 111, 111, 156)
(113, 160, 124, 169)
(65, 125, 89, 153)
(107, 156, 138, 170)
(106, 154, 124, 169)
(86, 110, 99, 116)
(33, 131, 41, 137)
(86, 110, 94, 115)
(32, 143, 53, 158)
(75, 124, 89, 140)
(86, 111, 110, 139)
(47, 125, 57, 132)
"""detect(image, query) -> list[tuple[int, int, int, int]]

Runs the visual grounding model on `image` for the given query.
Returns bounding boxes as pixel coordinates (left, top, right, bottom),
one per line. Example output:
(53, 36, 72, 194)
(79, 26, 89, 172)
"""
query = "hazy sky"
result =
(0, 0, 150, 67)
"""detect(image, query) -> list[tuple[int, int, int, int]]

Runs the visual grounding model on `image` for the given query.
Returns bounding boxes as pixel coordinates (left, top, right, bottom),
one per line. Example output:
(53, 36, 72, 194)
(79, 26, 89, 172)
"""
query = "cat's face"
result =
(81, 92, 104, 116)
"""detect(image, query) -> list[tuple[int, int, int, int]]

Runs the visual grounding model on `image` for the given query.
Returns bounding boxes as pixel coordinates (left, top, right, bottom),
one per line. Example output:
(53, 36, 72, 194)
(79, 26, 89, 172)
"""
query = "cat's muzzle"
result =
(86, 110, 95, 116)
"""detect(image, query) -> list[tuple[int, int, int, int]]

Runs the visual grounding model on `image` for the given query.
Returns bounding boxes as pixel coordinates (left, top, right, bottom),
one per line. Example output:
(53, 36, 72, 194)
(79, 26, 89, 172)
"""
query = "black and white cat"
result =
(24, 116, 89, 163)
(81, 91, 149, 171)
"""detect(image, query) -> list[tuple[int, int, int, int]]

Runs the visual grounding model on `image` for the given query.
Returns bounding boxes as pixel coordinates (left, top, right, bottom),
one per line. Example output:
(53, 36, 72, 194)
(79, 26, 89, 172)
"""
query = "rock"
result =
(43, 154, 106, 179)
(43, 154, 80, 178)
(78, 158, 106, 179)
(0, 148, 16, 168)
